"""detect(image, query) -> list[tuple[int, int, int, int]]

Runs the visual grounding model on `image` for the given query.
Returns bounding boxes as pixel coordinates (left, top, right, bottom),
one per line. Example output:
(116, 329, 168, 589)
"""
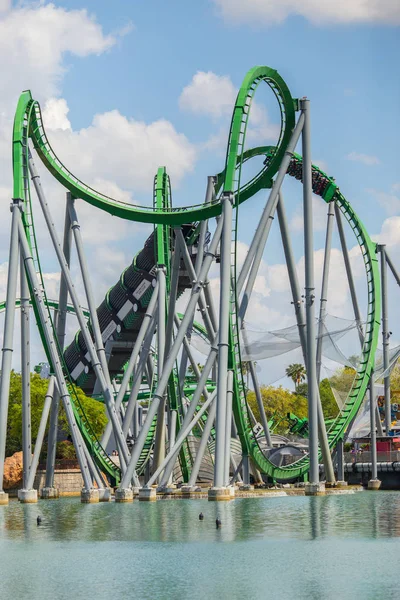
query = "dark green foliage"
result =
(5, 370, 107, 458)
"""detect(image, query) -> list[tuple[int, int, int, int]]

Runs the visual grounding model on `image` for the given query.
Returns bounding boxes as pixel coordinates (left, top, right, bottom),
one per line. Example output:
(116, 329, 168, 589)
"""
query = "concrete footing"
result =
(139, 487, 157, 502)
(239, 484, 254, 491)
(98, 488, 112, 502)
(368, 479, 381, 490)
(336, 481, 348, 488)
(181, 485, 200, 497)
(0, 491, 9, 505)
(80, 488, 100, 503)
(305, 482, 326, 496)
(115, 488, 133, 503)
(208, 487, 231, 501)
(18, 489, 38, 503)
(157, 485, 177, 494)
(40, 487, 60, 499)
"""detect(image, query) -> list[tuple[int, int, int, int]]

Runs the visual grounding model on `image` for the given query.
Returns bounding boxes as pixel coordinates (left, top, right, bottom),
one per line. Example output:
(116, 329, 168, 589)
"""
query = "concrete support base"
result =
(336, 481, 348, 488)
(325, 481, 336, 488)
(139, 487, 157, 502)
(239, 484, 254, 491)
(115, 488, 133, 503)
(98, 488, 112, 502)
(80, 488, 100, 503)
(181, 485, 200, 498)
(305, 482, 326, 496)
(0, 491, 9, 505)
(368, 479, 381, 491)
(18, 489, 38, 503)
(208, 487, 231, 501)
(40, 487, 60, 499)
(157, 485, 177, 494)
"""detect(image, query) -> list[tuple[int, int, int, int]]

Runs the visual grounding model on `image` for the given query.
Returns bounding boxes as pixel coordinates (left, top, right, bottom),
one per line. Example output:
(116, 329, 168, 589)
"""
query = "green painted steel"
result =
(9, 65, 381, 484)
(228, 150, 381, 481)
(13, 67, 295, 224)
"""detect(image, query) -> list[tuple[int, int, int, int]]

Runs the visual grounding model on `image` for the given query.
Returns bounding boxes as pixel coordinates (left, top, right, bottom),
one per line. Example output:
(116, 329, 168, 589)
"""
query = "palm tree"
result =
(285, 363, 306, 392)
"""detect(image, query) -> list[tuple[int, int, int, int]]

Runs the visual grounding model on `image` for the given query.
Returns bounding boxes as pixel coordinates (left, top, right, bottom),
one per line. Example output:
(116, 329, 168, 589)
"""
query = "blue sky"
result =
(0, 0, 399, 385)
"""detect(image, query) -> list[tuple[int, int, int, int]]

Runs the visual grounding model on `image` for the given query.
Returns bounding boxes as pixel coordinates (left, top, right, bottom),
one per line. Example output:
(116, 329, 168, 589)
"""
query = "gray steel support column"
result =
(378, 245, 391, 433)
(301, 98, 319, 485)
(56, 197, 72, 350)
(158, 320, 217, 487)
(20, 254, 31, 489)
(159, 339, 218, 486)
(176, 179, 214, 399)
(68, 198, 114, 386)
(122, 316, 157, 437)
(119, 215, 223, 489)
(165, 236, 181, 355)
(93, 339, 114, 396)
(133, 402, 139, 440)
(316, 201, 335, 382)
(18, 221, 92, 490)
(385, 250, 400, 287)
(146, 390, 217, 487)
(45, 196, 72, 488)
(214, 193, 233, 488)
(175, 228, 216, 340)
(26, 377, 55, 490)
(242, 454, 250, 485)
(276, 193, 307, 353)
(336, 438, 344, 482)
(278, 192, 334, 483)
(188, 402, 216, 486)
(335, 203, 384, 438)
(29, 156, 129, 466)
(334, 204, 364, 345)
(153, 268, 167, 475)
(249, 360, 272, 447)
(79, 430, 105, 489)
(369, 372, 378, 481)
(224, 370, 234, 486)
(0, 202, 21, 489)
(203, 279, 218, 334)
(238, 113, 305, 318)
(101, 285, 158, 447)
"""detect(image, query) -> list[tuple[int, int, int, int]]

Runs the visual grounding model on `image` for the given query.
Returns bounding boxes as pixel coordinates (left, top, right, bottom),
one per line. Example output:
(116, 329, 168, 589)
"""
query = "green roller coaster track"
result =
(10, 64, 380, 483)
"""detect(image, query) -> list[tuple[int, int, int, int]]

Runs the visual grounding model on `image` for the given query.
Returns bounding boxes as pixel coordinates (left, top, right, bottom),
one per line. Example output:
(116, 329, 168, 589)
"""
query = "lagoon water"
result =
(0, 492, 399, 600)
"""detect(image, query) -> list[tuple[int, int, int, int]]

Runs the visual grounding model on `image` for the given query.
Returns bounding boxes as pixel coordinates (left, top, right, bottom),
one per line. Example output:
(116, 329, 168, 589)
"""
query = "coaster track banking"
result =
(10, 65, 380, 483)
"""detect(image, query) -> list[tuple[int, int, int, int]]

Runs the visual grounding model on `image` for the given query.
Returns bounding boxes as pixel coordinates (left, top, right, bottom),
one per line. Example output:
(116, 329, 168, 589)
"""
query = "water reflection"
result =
(0, 492, 400, 544)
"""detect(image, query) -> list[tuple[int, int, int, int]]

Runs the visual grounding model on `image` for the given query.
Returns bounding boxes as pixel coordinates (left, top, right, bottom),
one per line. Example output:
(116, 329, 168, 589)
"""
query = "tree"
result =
(5, 371, 107, 458)
(247, 385, 307, 434)
(319, 378, 339, 419)
(285, 363, 306, 392)
(390, 358, 400, 393)
(294, 379, 339, 420)
(187, 363, 204, 376)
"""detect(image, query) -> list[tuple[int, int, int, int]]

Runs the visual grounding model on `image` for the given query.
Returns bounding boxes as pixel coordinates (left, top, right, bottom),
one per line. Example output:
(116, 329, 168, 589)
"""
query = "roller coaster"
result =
(0, 65, 399, 503)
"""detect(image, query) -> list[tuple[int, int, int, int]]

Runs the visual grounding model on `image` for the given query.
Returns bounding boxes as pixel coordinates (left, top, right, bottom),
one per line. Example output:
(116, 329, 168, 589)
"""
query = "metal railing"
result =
(344, 451, 400, 463)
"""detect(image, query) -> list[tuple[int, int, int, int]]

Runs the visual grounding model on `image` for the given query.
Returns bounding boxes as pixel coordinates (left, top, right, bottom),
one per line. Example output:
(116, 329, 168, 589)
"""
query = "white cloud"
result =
(346, 152, 380, 166)
(44, 104, 196, 193)
(0, 0, 10, 13)
(42, 97, 71, 130)
(0, 3, 116, 113)
(180, 70, 280, 146)
(372, 216, 400, 248)
(0, 2, 196, 368)
(213, 0, 400, 25)
(179, 71, 237, 118)
(367, 184, 400, 216)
